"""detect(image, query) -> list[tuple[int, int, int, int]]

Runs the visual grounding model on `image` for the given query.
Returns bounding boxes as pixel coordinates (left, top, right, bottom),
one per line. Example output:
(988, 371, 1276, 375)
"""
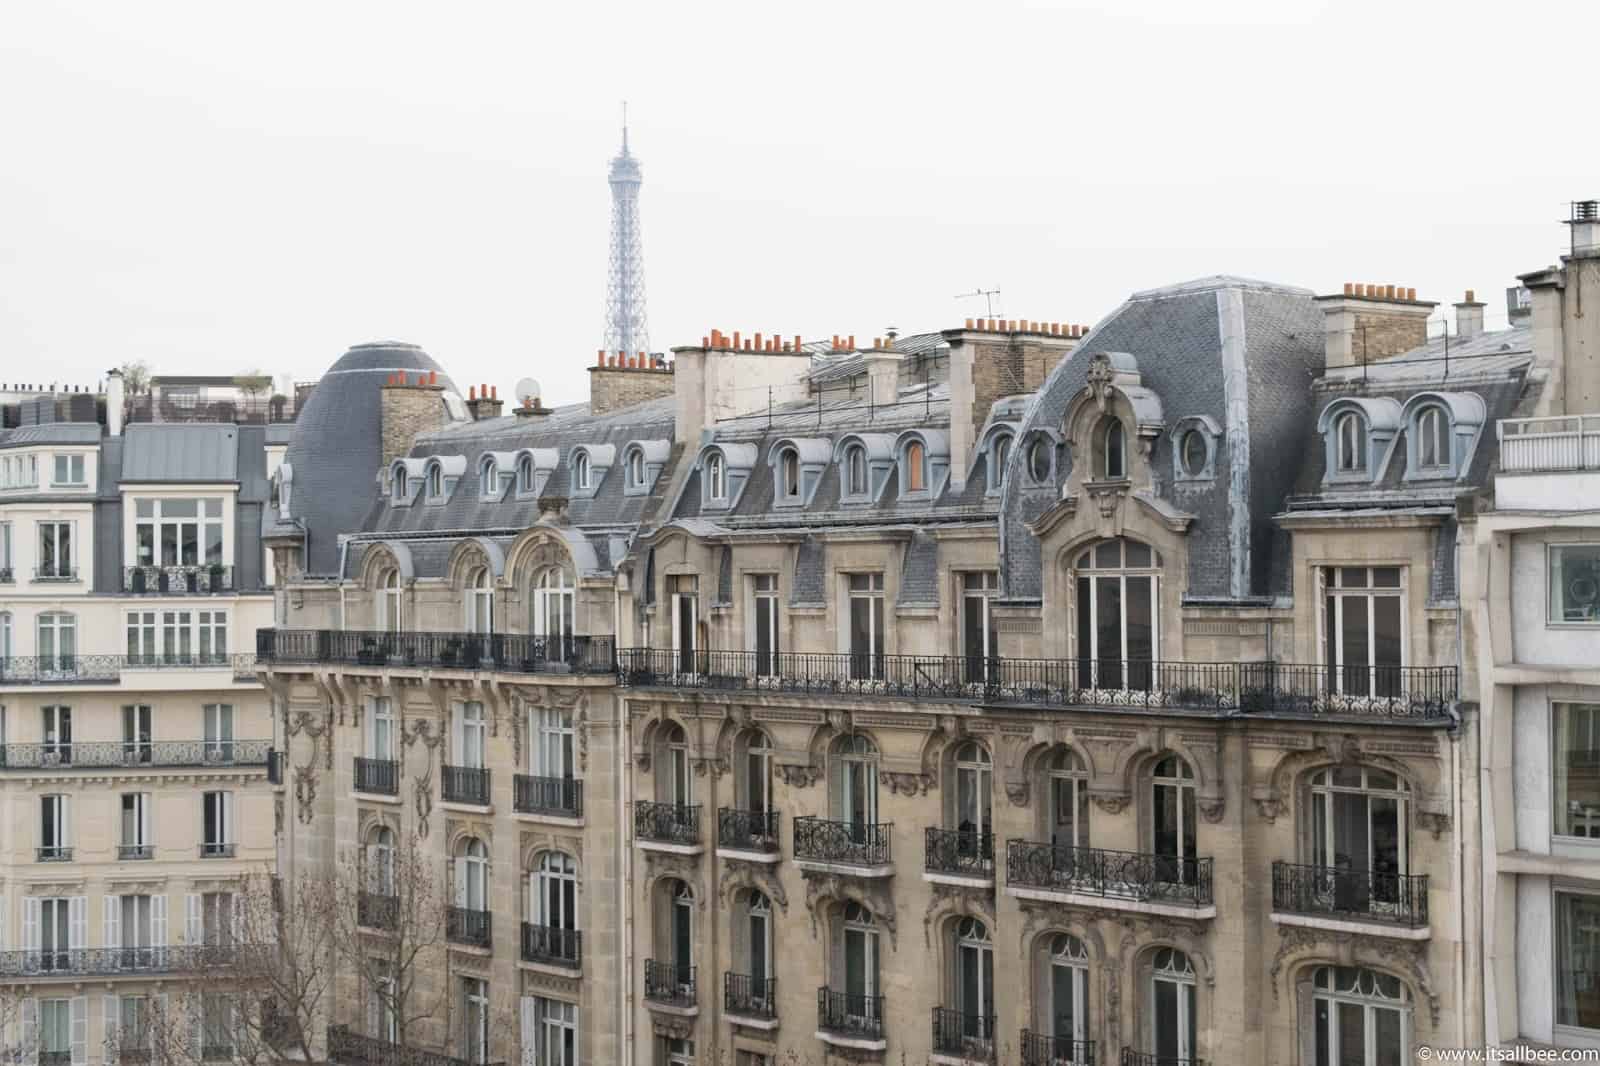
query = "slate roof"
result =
(121, 424, 241, 482)
(0, 422, 102, 448)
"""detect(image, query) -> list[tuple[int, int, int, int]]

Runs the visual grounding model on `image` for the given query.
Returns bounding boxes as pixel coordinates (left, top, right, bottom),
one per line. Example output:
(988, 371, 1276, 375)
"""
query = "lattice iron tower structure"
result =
(603, 119, 649, 357)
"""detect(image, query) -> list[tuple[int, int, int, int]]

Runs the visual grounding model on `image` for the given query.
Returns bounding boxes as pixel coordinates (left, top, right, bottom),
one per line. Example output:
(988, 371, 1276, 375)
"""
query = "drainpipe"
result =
(615, 577, 634, 1066)
(1453, 537, 1467, 1051)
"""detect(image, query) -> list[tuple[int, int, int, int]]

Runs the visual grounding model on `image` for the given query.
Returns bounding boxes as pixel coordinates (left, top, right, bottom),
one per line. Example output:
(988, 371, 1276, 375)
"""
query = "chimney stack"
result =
(105, 367, 125, 437)
(1569, 200, 1600, 259)
(1314, 282, 1436, 369)
(1454, 290, 1485, 341)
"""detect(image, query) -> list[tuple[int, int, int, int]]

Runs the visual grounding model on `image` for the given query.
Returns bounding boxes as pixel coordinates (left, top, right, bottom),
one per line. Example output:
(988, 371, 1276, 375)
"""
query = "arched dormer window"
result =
(390, 464, 407, 502)
(1099, 417, 1126, 480)
(466, 567, 494, 634)
(478, 456, 498, 497)
(1027, 436, 1053, 483)
(573, 451, 591, 492)
(517, 454, 535, 494)
(706, 452, 726, 501)
(904, 440, 926, 493)
(379, 569, 403, 632)
(1417, 405, 1449, 469)
(426, 461, 443, 499)
(1336, 410, 1367, 473)
(454, 837, 490, 913)
(628, 448, 646, 489)
(779, 447, 800, 500)
(984, 431, 1014, 495)
(846, 445, 868, 496)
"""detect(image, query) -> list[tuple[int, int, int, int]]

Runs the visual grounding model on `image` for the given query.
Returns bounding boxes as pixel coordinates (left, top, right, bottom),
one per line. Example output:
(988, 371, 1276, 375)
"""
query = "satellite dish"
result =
(514, 378, 542, 406)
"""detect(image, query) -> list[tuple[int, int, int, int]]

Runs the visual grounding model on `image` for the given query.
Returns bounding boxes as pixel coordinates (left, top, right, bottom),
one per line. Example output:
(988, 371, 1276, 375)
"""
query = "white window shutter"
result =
(69, 996, 86, 1066)
(21, 997, 37, 1066)
(186, 894, 201, 945)
(451, 706, 465, 764)
(140, 793, 152, 849)
(519, 996, 537, 1066)
(223, 793, 234, 845)
(62, 795, 72, 848)
(152, 895, 167, 948)
(102, 995, 119, 1058)
(69, 896, 86, 950)
(22, 897, 39, 952)
(364, 700, 375, 758)
(103, 895, 121, 951)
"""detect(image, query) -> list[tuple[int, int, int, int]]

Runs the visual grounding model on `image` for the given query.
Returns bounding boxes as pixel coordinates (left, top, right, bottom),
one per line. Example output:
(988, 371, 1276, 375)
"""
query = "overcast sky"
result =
(1, 0, 1590, 406)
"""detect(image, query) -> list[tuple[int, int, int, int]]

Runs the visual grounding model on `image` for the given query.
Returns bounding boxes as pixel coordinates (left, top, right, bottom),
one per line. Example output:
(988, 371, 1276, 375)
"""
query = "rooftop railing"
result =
(1498, 414, 1600, 472)
(0, 739, 273, 770)
(258, 630, 616, 675)
(123, 565, 235, 595)
(0, 654, 258, 686)
(618, 649, 1455, 720)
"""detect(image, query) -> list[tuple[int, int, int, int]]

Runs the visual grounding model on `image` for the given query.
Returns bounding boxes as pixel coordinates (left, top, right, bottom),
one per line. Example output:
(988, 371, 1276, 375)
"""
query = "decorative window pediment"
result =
(1066, 352, 1164, 490)
(1398, 391, 1484, 482)
(893, 429, 950, 500)
(568, 444, 616, 500)
(623, 439, 671, 497)
(767, 437, 830, 509)
(1316, 397, 1402, 485)
(695, 442, 758, 512)
(833, 433, 896, 505)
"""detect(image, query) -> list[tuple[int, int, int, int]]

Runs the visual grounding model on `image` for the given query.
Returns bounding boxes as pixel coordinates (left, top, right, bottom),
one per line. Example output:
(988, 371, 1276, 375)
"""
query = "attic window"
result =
(1100, 417, 1126, 480)
(780, 448, 800, 499)
(986, 433, 1013, 495)
(628, 448, 645, 489)
(574, 452, 591, 491)
(1027, 438, 1051, 483)
(1417, 406, 1450, 469)
(905, 441, 926, 493)
(1335, 411, 1367, 473)
(1179, 430, 1207, 477)
(846, 445, 868, 496)
(707, 452, 726, 501)
(479, 457, 498, 497)
(517, 454, 535, 494)
(391, 466, 407, 502)
(426, 462, 443, 499)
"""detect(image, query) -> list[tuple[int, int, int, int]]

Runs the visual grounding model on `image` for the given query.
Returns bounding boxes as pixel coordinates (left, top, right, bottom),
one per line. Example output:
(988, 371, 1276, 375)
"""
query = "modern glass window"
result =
(847, 573, 886, 680)
(38, 521, 73, 577)
(38, 897, 73, 957)
(841, 902, 881, 1023)
(533, 852, 578, 933)
(526, 996, 577, 1066)
(39, 998, 72, 1059)
(834, 734, 878, 830)
(1557, 891, 1600, 1032)
(1324, 566, 1404, 696)
(118, 995, 152, 1056)
(1, 521, 12, 573)
(952, 742, 992, 840)
(666, 1037, 695, 1066)
(369, 962, 398, 1042)
(391, 466, 407, 501)
(1047, 748, 1091, 848)
(367, 827, 395, 896)
(1310, 768, 1409, 912)
(1416, 406, 1450, 470)
(198, 611, 228, 661)
(745, 890, 773, 993)
(752, 573, 780, 675)
(960, 570, 999, 681)
(479, 458, 498, 497)
(456, 838, 489, 911)
(846, 444, 868, 496)
(467, 567, 494, 634)
(380, 569, 403, 632)
(41, 793, 71, 857)
(780, 448, 800, 499)
(1100, 417, 1126, 479)
(134, 498, 223, 567)
(454, 702, 487, 769)
(52, 454, 85, 486)
(1336, 411, 1367, 473)
(573, 452, 591, 491)
(118, 894, 155, 949)
(42, 705, 72, 762)
(1028, 437, 1052, 482)
(954, 917, 994, 1039)
(202, 992, 235, 1055)
(461, 978, 490, 1065)
(122, 704, 152, 762)
(1151, 755, 1198, 883)
(204, 704, 235, 761)
(121, 793, 152, 851)
(1149, 948, 1197, 1063)
(202, 791, 233, 851)
(670, 882, 694, 982)
(706, 452, 725, 500)
(740, 730, 773, 814)
(1550, 545, 1600, 624)
(1555, 703, 1600, 839)
(1313, 966, 1408, 1066)
(1047, 934, 1090, 1048)
(905, 441, 927, 492)
(670, 575, 698, 673)
(1074, 537, 1160, 690)
(533, 568, 575, 648)
(162, 609, 195, 662)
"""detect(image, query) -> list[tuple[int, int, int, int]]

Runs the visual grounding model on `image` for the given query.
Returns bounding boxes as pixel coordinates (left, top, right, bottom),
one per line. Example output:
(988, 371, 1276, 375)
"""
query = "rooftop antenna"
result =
(955, 288, 1002, 319)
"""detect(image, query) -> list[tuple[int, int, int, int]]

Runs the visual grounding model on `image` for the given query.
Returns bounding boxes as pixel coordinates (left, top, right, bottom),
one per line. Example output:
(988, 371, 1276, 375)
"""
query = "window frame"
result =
(1549, 544, 1600, 626)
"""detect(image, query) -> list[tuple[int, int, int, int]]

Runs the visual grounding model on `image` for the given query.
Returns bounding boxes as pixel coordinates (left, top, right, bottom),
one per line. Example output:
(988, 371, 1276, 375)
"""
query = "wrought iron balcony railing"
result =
(794, 816, 891, 867)
(0, 944, 239, 978)
(643, 960, 696, 1007)
(933, 1007, 997, 1060)
(355, 757, 400, 796)
(441, 765, 490, 806)
(1271, 861, 1429, 927)
(635, 801, 701, 845)
(520, 922, 581, 967)
(32, 566, 79, 583)
(0, 738, 273, 770)
(358, 891, 398, 931)
(616, 649, 1456, 720)
(118, 844, 154, 861)
(38, 846, 72, 862)
(445, 905, 491, 949)
(724, 973, 776, 1019)
(926, 827, 994, 876)
(719, 808, 780, 852)
(1120, 1049, 1204, 1066)
(201, 1044, 235, 1062)
(514, 774, 582, 817)
(40, 1052, 71, 1066)
(1006, 841, 1214, 907)
(1022, 1031, 1096, 1066)
(258, 629, 616, 675)
(123, 565, 235, 595)
(817, 987, 885, 1040)
(0, 567, 12, 584)
(199, 842, 236, 859)
(0, 654, 259, 686)
(327, 1024, 504, 1066)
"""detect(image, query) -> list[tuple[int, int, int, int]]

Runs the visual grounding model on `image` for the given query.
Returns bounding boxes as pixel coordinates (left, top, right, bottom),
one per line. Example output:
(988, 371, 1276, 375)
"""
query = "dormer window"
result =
(1416, 405, 1449, 470)
(629, 448, 645, 488)
(1100, 417, 1126, 480)
(517, 454, 536, 494)
(905, 441, 926, 493)
(1336, 411, 1367, 473)
(779, 448, 800, 500)
(994, 435, 1011, 475)
(1027, 437, 1052, 483)
(426, 462, 443, 499)
(847, 445, 868, 496)
(479, 457, 498, 497)
(707, 453, 726, 501)
(573, 452, 591, 491)
(390, 466, 407, 502)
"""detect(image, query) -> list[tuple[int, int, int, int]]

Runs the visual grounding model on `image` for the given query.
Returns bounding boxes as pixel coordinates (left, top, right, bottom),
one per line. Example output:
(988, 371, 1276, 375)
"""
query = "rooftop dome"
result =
(285, 342, 460, 575)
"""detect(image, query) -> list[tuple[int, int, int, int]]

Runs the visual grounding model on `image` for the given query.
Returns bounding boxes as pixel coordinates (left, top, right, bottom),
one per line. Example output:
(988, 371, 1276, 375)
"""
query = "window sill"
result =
(794, 858, 893, 879)
(637, 839, 705, 857)
(716, 846, 781, 865)
(922, 870, 993, 890)
(353, 790, 404, 806)
(726, 1010, 779, 1031)
(644, 1000, 699, 1019)
(440, 801, 494, 816)
(513, 810, 584, 829)
(815, 1030, 886, 1053)
(1268, 910, 1429, 941)
(1005, 884, 1215, 920)
(518, 957, 584, 980)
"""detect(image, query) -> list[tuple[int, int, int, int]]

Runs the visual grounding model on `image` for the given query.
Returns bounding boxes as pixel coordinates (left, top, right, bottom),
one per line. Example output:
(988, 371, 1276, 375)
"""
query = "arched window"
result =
(517, 454, 535, 494)
(1148, 948, 1197, 1063)
(836, 902, 881, 1027)
(1308, 768, 1409, 916)
(737, 729, 773, 815)
(660, 722, 691, 807)
(573, 451, 591, 491)
(628, 447, 646, 488)
(390, 465, 407, 501)
(989, 434, 1012, 493)
(426, 462, 443, 499)
(531, 851, 578, 941)
(533, 567, 575, 653)
(833, 734, 879, 833)
(1100, 417, 1126, 479)
(0, 610, 11, 659)
(949, 917, 994, 1048)
(365, 825, 395, 897)
(1417, 405, 1450, 469)
(1074, 537, 1161, 691)
(1336, 411, 1367, 473)
(780, 447, 800, 499)
(466, 567, 494, 634)
(665, 881, 695, 993)
(1151, 756, 1198, 885)
(528, 703, 574, 780)
(1313, 966, 1409, 1065)
(846, 444, 868, 496)
(1045, 748, 1090, 848)
(1179, 429, 1208, 478)
(952, 741, 992, 845)
(379, 569, 403, 633)
(478, 457, 497, 497)
(1041, 934, 1090, 1053)
(905, 440, 926, 493)
(706, 452, 725, 501)
(735, 890, 774, 1013)
(1028, 437, 1053, 483)
(455, 837, 489, 911)
(38, 611, 76, 671)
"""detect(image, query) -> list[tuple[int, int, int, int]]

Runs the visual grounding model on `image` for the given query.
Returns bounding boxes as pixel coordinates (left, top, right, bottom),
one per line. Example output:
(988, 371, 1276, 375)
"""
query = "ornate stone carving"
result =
(293, 765, 317, 824)
(879, 771, 932, 797)
(1085, 354, 1116, 410)
(776, 762, 821, 789)
(1197, 795, 1225, 823)
(718, 860, 789, 912)
(642, 851, 704, 908)
(800, 869, 896, 950)
(922, 882, 996, 948)
(577, 707, 589, 774)
(1005, 779, 1030, 807)
(691, 755, 727, 779)
(635, 750, 652, 772)
(1416, 810, 1450, 840)
(1269, 924, 1441, 1028)
(1091, 792, 1130, 814)
(274, 797, 284, 836)
(649, 1015, 695, 1041)
(520, 970, 580, 999)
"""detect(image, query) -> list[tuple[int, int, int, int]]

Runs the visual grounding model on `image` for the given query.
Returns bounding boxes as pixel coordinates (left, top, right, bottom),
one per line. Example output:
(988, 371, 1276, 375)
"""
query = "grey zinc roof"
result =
(1320, 324, 1532, 386)
(121, 424, 240, 482)
(0, 422, 102, 448)
(896, 531, 940, 606)
(283, 342, 463, 575)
